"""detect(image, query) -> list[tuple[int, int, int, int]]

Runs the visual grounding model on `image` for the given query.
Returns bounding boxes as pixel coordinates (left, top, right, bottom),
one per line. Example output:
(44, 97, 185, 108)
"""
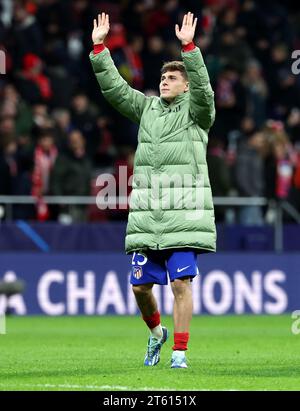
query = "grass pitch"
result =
(0, 315, 299, 391)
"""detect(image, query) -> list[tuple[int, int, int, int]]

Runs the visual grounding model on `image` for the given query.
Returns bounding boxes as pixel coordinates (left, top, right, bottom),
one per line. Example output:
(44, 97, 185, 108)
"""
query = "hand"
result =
(92, 12, 110, 45)
(175, 12, 198, 46)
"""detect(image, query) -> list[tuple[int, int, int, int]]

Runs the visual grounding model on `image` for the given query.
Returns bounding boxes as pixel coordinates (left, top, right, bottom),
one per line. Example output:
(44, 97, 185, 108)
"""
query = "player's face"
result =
(159, 71, 189, 102)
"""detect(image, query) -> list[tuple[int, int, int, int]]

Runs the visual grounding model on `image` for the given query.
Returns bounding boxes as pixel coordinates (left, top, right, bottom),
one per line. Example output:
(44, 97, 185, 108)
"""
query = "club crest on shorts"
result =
(133, 266, 143, 279)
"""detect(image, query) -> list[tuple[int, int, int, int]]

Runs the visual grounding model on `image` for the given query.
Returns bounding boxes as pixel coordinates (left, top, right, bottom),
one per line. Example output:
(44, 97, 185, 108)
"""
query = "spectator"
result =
(31, 103, 54, 140)
(0, 116, 16, 149)
(291, 144, 300, 214)
(235, 131, 266, 225)
(213, 64, 247, 145)
(93, 116, 116, 169)
(52, 108, 73, 151)
(1, 84, 33, 136)
(50, 129, 92, 222)
(272, 137, 294, 200)
(216, 28, 252, 73)
(70, 91, 98, 157)
(264, 121, 295, 201)
(286, 108, 300, 145)
(31, 129, 58, 221)
(242, 59, 268, 128)
(143, 36, 168, 90)
(207, 137, 231, 221)
(237, 0, 269, 60)
(1, 137, 34, 219)
(0, 145, 13, 195)
(10, 0, 43, 67)
(15, 53, 53, 104)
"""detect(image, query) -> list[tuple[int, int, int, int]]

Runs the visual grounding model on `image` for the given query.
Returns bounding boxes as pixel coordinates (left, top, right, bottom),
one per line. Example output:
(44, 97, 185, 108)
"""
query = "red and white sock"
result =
(172, 332, 189, 351)
(142, 311, 163, 339)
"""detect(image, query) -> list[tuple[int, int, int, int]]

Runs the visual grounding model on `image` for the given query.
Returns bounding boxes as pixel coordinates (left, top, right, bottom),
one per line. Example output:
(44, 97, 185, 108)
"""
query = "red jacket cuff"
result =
(93, 43, 106, 54)
(182, 42, 196, 52)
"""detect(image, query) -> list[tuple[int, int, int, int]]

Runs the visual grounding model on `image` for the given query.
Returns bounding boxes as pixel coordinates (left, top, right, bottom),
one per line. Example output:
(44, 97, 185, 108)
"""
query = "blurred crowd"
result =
(0, 0, 300, 224)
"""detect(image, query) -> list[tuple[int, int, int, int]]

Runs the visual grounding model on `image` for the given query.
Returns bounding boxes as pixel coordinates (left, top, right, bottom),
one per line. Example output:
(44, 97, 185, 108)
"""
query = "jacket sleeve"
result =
(181, 47, 215, 131)
(89, 48, 148, 124)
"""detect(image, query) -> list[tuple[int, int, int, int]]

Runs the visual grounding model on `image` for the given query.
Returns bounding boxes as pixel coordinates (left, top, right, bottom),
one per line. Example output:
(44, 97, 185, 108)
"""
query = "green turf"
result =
(0, 315, 299, 391)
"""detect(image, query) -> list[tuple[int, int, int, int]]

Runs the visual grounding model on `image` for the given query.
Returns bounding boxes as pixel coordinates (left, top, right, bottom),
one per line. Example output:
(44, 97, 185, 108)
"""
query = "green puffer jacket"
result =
(90, 46, 216, 254)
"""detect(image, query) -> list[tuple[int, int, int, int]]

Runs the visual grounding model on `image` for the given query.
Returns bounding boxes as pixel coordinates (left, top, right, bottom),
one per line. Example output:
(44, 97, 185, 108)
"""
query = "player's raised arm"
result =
(176, 12, 215, 131)
(89, 13, 148, 124)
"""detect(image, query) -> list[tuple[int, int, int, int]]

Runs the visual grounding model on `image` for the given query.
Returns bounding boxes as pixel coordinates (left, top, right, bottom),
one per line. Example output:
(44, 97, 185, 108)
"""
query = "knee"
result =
(132, 284, 152, 297)
(171, 278, 190, 299)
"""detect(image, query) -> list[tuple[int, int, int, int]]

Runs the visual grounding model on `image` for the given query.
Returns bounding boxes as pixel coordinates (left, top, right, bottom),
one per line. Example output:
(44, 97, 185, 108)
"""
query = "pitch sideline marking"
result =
(0, 382, 231, 391)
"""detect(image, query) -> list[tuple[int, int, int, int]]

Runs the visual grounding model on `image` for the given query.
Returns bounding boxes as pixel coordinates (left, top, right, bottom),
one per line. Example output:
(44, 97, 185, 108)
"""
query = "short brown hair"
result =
(161, 61, 188, 81)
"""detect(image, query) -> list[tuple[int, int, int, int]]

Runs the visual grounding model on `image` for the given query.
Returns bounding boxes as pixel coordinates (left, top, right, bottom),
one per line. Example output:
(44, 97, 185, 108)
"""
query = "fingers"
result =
(183, 12, 195, 27)
(187, 12, 194, 26)
(187, 12, 191, 26)
(193, 17, 198, 30)
(190, 13, 194, 26)
(93, 19, 97, 29)
(175, 23, 180, 36)
(96, 12, 109, 27)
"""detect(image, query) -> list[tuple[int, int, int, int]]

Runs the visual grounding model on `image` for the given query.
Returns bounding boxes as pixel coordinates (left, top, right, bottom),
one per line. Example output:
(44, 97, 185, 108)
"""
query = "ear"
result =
(184, 82, 189, 92)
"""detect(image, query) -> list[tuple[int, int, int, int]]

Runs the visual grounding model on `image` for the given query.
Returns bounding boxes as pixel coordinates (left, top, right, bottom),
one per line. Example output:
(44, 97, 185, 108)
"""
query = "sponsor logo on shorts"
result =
(133, 266, 143, 280)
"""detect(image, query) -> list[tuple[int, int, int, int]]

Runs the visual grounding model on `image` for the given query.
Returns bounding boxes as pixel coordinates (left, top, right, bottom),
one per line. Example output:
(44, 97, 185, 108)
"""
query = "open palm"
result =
(92, 12, 110, 45)
(175, 12, 198, 46)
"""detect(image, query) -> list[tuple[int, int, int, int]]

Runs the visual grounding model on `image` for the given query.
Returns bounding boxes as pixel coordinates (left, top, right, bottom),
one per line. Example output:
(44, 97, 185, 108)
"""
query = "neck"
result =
(161, 90, 188, 105)
(163, 97, 175, 104)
